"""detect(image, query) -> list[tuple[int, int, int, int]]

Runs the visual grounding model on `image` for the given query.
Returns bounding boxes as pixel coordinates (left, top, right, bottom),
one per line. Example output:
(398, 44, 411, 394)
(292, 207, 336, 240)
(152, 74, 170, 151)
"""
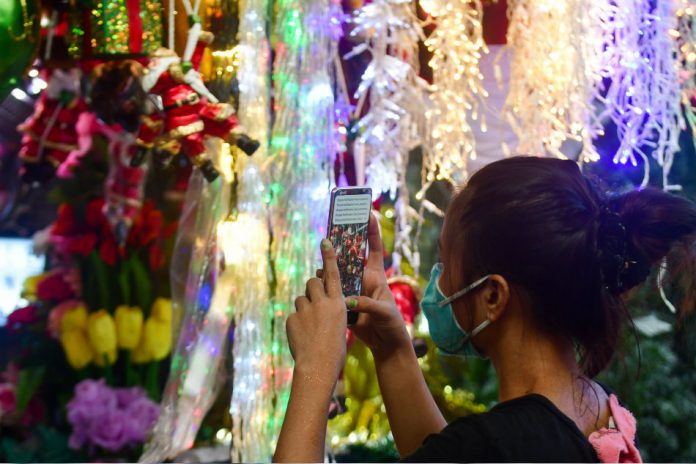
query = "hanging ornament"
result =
(347, 0, 429, 276)
(0, 0, 40, 100)
(17, 68, 87, 183)
(422, 0, 487, 187)
(141, 33, 260, 182)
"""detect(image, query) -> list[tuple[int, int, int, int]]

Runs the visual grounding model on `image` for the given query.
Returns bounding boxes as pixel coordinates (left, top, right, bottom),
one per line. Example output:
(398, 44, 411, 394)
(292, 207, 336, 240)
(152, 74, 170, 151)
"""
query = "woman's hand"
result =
(347, 214, 412, 359)
(287, 239, 347, 385)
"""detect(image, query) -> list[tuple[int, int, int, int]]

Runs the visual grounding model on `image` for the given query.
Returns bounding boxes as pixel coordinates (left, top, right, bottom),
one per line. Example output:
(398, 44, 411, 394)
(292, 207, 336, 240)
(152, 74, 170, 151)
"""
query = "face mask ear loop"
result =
(438, 274, 492, 308)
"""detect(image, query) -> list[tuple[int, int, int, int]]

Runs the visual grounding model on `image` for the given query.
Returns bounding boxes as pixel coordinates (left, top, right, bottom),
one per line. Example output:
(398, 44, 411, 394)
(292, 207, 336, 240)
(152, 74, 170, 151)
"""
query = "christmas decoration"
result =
(141, 35, 260, 182)
(347, 0, 428, 275)
(17, 68, 87, 183)
(0, 0, 40, 100)
(66, 0, 163, 58)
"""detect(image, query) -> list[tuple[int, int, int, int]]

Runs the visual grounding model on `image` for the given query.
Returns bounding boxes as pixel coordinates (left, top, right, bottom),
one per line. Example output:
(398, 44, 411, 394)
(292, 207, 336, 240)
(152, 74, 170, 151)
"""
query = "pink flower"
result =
(67, 380, 159, 452)
(123, 396, 160, 442)
(90, 408, 129, 451)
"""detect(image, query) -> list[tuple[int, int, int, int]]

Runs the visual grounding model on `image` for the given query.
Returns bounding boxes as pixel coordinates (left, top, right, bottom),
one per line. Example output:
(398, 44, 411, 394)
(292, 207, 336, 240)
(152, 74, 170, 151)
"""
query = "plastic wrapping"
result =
(140, 162, 231, 462)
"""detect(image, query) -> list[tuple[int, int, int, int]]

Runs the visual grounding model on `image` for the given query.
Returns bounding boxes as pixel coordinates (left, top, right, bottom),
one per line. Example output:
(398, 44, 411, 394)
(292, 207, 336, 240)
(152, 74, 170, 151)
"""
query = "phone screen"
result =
(327, 187, 372, 323)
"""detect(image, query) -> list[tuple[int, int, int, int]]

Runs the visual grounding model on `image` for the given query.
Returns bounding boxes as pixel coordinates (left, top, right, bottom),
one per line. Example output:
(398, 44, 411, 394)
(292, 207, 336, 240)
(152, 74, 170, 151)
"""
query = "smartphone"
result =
(326, 186, 372, 325)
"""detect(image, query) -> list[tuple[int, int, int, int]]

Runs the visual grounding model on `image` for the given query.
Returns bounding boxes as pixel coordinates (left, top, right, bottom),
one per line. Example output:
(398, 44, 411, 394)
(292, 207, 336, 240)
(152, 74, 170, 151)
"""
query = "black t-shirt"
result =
(402, 394, 601, 462)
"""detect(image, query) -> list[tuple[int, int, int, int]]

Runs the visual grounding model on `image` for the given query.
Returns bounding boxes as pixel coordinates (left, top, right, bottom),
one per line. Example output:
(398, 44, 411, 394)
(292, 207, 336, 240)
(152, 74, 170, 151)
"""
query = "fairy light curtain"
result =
(421, 0, 488, 187)
(225, 0, 274, 460)
(267, 0, 340, 447)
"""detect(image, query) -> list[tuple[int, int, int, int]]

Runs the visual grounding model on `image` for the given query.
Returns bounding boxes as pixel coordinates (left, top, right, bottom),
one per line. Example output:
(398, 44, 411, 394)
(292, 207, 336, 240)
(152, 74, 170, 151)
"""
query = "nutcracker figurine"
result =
(17, 68, 88, 183)
(141, 29, 259, 182)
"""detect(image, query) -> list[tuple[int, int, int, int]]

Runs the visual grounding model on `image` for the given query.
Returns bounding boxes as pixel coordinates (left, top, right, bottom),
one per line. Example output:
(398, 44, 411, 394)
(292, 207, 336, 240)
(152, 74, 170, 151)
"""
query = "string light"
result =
(593, 1, 684, 189)
(422, 0, 487, 187)
(268, 0, 340, 447)
(676, 1, 695, 147)
(504, 0, 601, 163)
(229, 0, 274, 460)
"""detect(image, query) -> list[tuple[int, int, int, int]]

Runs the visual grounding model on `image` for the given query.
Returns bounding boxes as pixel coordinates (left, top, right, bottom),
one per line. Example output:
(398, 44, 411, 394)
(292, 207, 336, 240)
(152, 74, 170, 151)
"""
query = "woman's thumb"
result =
(346, 296, 390, 317)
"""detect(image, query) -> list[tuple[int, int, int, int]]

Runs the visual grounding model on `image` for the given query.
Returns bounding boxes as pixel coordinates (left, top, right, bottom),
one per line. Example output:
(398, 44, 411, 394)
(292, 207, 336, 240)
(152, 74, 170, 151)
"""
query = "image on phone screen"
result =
(327, 187, 372, 298)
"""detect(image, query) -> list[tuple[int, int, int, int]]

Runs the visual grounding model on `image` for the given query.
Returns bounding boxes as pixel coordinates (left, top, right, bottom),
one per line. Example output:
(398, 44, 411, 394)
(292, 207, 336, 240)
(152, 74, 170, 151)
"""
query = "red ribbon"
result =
(126, 0, 143, 53)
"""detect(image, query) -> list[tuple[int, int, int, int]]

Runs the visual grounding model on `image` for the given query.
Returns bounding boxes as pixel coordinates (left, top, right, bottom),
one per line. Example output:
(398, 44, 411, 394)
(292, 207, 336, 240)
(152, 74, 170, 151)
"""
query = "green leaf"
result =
(130, 254, 153, 315)
(118, 258, 132, 306)
(14, 367, 45, 414)
(89, 250, 111, 310)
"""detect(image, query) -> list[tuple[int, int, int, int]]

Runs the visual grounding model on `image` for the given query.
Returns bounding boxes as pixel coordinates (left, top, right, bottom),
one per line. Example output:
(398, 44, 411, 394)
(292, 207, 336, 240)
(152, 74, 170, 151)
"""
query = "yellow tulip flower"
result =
(150, 298, 173, 323)
(114, 306, 143, 349)
(144, 317, 172, 361)
(87, 310, 118, 366)
(60, 303, 88, 333)
(60, 330, 93, 369)
(21, 273, 46, 301)
(131, 330, 153, 364)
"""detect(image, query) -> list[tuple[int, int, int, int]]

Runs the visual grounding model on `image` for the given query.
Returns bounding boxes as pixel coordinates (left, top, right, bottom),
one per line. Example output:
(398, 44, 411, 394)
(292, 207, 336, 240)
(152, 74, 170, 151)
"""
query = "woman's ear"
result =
(480, 275, 509, 322)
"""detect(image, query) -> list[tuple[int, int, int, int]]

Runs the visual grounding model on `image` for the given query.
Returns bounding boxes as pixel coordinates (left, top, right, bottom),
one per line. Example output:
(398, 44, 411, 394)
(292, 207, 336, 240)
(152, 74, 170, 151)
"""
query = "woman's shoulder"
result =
(402, 395, 599, 462)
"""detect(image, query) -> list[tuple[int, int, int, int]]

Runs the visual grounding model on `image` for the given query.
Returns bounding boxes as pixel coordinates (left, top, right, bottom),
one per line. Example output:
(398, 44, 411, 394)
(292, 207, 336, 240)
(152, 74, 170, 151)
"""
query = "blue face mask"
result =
(420, 263, 492, 357)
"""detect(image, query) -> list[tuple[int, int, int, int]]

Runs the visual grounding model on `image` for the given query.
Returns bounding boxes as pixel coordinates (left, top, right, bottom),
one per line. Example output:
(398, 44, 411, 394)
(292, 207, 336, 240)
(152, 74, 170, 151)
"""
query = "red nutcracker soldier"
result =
(18, 68, 88, 183)
(141, 26, 259, 182)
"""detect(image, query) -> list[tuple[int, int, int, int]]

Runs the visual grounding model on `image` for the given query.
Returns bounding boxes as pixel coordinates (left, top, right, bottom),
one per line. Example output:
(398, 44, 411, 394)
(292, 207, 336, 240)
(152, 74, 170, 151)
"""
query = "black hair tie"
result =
(597, 205, 651, 294)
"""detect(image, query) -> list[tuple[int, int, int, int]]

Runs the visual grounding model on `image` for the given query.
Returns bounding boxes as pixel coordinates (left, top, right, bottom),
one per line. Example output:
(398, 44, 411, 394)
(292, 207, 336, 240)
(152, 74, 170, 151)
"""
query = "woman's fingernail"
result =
(321, 239, 331, 250)
(347, 298, 357, 309)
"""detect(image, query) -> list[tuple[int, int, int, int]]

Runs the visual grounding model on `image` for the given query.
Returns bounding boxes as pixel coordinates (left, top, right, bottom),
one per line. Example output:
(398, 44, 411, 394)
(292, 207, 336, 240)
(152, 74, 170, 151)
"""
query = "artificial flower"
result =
(150, 298, 172, 323)
(67, 380, 159, 451)
(130, 330, 152, 364)
(87, 310, 118, 366)
(0, 382, 16, 420)
(51, 203, 77, 236)
(143, 317, 171, 361)
(21, 273, 47, 300)
(36, 270, 76, 301)
(60, 330, 94, 369)
(60, 303, 88, 333)
(114, 306, 143, 349)
(6, 305, 39, 326)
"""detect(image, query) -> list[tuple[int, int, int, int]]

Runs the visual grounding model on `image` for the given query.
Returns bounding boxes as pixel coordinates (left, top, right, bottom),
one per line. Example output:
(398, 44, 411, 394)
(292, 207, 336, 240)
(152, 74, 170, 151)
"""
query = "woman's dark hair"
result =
(444, 156, 696, 377)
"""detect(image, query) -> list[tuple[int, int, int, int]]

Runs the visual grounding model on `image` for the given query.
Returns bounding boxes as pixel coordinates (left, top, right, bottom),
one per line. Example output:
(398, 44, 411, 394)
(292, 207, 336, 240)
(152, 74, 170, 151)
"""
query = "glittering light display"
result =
(67, 0, 162, 57)
(676, 1, 695, 145)
(348, 0, 428, 274)
(594, 0, 685, 189)
(268, 0, 340, 447)
(421, 0, 487, 187)
(504, 0, 602, 163)
(228, 0, 274, 460)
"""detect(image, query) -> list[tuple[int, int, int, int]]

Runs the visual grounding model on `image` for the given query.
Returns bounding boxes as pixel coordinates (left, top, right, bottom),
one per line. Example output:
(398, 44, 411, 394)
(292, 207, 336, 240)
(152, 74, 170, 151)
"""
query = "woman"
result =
(274, 157, 696, 462)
